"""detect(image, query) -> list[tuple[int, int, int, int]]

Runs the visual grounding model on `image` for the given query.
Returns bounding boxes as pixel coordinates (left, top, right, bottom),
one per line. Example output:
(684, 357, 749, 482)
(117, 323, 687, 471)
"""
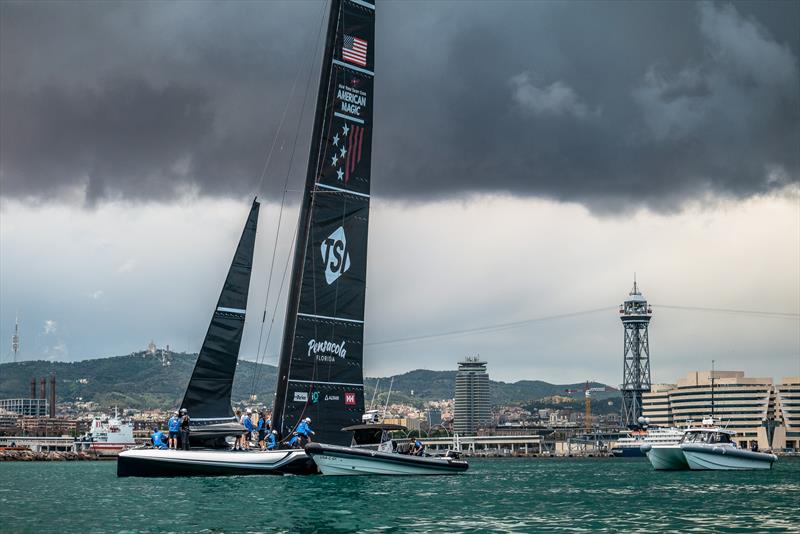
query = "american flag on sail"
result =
(342, 35, 367, 67)
(345, 124, 365, 184)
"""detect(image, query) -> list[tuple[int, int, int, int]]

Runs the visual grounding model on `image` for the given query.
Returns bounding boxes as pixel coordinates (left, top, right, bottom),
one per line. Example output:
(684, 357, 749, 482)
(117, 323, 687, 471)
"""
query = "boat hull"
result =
(116, 448, 315, 477)
(610, 446, 646, 458)
(305, 443, 469, 476)
(680, 444, 776, 470)
(643, 445, 689, 470)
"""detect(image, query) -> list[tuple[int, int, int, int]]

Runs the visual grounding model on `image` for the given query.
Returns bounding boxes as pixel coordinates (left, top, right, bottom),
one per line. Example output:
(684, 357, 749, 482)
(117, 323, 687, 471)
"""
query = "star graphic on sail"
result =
(336, 168, 344, 181)
(340, 146, 346, 158)
(332, 133, 339, 146)
(342, 123, 350, 136)
(331, 154, 339, 165)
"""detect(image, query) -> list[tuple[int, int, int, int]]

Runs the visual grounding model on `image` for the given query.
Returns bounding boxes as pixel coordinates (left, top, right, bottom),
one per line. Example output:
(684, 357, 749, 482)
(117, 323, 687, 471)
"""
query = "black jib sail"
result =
(272, 0, 375, 446)
(181, 199, 260, 444)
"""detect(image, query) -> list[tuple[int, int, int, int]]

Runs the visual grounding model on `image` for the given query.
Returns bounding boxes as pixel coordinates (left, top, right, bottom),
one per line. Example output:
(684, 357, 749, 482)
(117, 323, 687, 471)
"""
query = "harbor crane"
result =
(566, 381, 606, 431)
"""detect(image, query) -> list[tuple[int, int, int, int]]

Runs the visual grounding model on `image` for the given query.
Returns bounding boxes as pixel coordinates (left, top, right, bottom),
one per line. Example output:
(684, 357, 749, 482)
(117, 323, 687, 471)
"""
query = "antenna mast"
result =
(11, 315, 20, 363)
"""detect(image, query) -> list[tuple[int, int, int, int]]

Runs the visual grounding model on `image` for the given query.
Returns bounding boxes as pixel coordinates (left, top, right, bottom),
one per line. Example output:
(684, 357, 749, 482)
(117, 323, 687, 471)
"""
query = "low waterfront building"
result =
(777, 376, 800, 450)
(642, 370, 792, 450)
(454, 356, 491, 436)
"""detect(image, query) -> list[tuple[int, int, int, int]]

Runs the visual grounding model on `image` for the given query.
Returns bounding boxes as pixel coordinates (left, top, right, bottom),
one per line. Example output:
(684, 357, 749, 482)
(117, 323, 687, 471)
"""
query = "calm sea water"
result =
(1, 458, 798, 533)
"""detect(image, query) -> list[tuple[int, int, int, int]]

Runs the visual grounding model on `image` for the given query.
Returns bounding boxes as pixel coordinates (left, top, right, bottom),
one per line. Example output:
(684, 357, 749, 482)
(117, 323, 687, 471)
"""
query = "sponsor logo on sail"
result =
(324, 394, 340, 402)
(345, 392, 356, 405)
(293, 391, 308, 402)
(311, 391, 319, 404)
(308, 339, 347, 363)
(321, 226, 351, 284)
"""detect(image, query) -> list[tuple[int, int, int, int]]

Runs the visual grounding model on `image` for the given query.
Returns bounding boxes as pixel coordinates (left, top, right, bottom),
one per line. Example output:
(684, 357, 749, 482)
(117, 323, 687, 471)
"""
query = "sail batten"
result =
(181, 199, 260, 421)
(272, 0, 375, 446)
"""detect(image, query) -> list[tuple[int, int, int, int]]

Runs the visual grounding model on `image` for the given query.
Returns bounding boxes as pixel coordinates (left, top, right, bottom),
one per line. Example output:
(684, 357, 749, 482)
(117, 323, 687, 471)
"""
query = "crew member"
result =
(242, 409, 254, 451)
(179, 408, 191, 451)
(151, 427, 168, 449)
(288, 417, 315, 448)
(411, 439, 425, 456)
(267, 429, 278, 451)
(257, 410, 270, 451)
(167, 411, 180, 450)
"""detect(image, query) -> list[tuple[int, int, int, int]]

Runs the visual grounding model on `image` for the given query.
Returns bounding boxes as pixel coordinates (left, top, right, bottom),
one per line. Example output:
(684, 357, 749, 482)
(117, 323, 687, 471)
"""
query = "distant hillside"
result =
(0, 353, 277, 409)
(0, 355, 617, 410)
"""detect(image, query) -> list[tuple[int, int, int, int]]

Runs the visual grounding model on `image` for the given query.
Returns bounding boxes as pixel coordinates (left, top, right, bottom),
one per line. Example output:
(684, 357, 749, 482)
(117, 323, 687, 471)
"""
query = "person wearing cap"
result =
(151, 427, 167, 449)
(288, 417, 315, 448)
(241, 408, 254, 451)
(179, 408, 191, 450)
(167, 411, 180, 450)
(411, 438, 425, 456)
(267, 429, 278, 450)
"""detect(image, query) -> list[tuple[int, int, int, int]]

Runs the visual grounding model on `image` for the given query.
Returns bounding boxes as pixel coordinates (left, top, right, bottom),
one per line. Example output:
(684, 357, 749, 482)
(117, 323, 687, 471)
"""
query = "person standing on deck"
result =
(167, 411, 180, 450)
(241, 409, 254, 450)
(179, 408, 191, 451)
(257, 409, 270, 451)
(233, 409, 243, 450)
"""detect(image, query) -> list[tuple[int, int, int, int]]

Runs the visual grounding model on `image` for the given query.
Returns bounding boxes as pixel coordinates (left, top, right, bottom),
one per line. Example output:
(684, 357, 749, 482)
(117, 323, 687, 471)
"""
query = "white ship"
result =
(76, 410, 136, 453)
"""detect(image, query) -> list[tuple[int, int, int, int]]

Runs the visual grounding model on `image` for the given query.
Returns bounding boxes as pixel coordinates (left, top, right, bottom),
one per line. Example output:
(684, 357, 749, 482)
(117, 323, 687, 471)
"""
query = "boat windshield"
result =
(681, 431, 733, 445)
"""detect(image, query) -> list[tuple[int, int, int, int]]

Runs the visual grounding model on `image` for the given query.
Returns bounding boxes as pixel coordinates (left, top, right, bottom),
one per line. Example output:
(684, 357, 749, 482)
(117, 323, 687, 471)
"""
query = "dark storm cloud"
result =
(1, 1, 797, 211)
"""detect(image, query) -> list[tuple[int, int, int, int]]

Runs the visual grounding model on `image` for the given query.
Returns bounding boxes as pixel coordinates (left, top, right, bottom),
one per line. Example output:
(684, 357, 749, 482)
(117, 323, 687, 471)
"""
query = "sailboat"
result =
(117, 0, 376, 477)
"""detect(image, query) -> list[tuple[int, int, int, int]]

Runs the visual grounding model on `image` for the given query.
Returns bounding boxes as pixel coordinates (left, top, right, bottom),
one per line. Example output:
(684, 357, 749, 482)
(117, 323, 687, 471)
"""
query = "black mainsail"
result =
(181, 199, 260, 444)
(272, 0, 375, 446)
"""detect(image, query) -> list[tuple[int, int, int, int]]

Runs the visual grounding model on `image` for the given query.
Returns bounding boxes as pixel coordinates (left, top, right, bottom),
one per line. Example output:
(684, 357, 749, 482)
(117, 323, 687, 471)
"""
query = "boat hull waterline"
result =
(680, 444, 777, 470)
(117, 448, 315, 477)
(641, 444, 690, 470)
(305, 443, 469, 476)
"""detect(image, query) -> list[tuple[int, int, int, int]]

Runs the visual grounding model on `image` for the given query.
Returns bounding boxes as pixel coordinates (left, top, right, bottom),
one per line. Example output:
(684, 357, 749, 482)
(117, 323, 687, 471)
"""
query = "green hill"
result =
(0, 354, 617, 410)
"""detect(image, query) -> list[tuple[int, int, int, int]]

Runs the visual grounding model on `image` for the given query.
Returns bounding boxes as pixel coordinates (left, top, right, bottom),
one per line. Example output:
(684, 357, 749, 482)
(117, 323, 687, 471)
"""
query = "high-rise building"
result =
(619, 278, 652, 427)
(454, 356, 491, 436)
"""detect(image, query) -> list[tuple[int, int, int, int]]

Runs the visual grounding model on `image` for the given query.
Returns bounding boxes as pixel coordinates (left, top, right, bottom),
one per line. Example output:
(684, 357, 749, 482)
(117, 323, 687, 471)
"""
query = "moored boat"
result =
(680, 429, 777, 470)
(306, 442, 469, 476)
(305, 424, 468, 476)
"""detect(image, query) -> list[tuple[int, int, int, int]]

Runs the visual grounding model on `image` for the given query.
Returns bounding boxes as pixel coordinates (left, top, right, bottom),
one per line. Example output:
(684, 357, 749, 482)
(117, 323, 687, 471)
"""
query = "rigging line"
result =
(250, 0, 330, 397)
(364, 307, 618, 348)
(653, 304, 799, 319)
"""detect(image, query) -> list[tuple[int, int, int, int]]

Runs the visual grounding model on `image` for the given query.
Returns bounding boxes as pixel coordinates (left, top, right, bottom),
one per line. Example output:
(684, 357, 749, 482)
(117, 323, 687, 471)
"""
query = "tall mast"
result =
(273, 0, 344, 431)
(272, 0, 375, 444)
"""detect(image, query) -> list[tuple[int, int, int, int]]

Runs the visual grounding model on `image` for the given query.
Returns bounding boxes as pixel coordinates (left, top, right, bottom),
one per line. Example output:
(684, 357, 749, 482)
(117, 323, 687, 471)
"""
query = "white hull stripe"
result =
(333, 59, 373, 77)
(289, 379, 363, 388)
(334, 111, 364, 125)
(349, 0, 375, 10)
(217, 306, 246, 314)
(297, 312, 364, 324)
(316, 183, 370, 198)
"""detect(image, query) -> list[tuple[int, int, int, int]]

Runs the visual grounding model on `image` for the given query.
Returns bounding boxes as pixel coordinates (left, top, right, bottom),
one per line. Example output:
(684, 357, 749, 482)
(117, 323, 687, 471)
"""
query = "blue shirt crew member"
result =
(288, 417, 314, 448)
(167, 412, 180, 450)
(267, 430, 278, 450)
(151, 428, 168, 449)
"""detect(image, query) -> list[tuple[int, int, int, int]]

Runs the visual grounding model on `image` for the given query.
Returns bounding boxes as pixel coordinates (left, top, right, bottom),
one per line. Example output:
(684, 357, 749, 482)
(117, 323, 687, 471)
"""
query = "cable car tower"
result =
(619, 277, 652, 428)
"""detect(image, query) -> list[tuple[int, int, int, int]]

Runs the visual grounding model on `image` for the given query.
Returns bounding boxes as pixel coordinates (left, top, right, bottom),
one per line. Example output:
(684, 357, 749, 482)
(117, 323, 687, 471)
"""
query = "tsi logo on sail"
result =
(321, 226, 351, 284)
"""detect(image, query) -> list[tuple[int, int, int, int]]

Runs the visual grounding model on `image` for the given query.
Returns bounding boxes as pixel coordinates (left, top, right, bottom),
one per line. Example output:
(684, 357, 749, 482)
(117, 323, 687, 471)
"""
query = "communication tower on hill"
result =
(619, 277, 653, 428)
(11, 316, 20, 363)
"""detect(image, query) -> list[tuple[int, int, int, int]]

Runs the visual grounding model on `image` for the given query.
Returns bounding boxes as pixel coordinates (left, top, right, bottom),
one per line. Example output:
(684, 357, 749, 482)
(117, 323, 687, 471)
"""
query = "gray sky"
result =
(1, 1, 798, 385)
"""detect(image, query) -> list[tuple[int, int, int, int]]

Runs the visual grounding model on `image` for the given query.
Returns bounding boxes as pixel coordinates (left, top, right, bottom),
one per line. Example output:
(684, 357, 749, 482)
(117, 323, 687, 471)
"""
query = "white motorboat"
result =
(117, 448, 314, 477)
(680, 429, 777, 470)
(639, 427, 689, 470)
(305, 424, 469, 476)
